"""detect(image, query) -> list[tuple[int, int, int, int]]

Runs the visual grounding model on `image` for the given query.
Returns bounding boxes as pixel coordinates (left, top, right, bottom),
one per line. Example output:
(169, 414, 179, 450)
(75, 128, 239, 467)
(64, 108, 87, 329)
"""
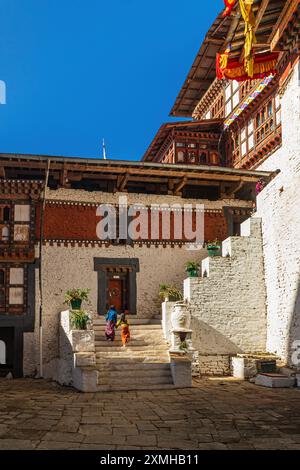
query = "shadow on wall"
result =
(191, 316, 243, 356)
(288, 275, 300, 368)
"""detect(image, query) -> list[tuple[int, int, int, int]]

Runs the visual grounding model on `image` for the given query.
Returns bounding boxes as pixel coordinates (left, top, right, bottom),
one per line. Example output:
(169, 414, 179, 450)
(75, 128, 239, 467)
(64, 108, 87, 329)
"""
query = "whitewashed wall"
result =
(184, 218, 267, 363)
(256, 61, 300, 364)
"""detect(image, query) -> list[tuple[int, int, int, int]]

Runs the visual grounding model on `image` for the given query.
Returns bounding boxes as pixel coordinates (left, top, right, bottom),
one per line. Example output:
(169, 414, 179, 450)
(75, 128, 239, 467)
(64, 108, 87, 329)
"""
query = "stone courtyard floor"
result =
(0, 377, 300, 450)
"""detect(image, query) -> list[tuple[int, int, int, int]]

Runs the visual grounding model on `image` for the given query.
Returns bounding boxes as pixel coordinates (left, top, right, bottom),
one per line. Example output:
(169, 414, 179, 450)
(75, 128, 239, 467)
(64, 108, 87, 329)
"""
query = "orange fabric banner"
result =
(239, 0, 257, 77)
(216, 52, 279, 81)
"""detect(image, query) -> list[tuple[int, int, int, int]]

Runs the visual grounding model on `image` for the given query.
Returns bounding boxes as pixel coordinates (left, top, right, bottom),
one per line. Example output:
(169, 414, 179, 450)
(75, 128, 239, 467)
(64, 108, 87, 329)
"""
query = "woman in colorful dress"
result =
(116, 311, 130, 348)
(105, 305, 118, 341)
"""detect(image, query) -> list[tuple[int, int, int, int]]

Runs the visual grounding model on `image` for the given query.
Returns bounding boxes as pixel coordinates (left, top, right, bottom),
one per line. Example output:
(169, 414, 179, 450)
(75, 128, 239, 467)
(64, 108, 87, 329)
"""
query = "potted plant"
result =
(64, 288, 91, 310)
(70, 309, 90, 330)
(185, 261, 199, 278)
(207, 240, 221, 257)
(159, 284, 183, 302)
(179, 340, 188, 351)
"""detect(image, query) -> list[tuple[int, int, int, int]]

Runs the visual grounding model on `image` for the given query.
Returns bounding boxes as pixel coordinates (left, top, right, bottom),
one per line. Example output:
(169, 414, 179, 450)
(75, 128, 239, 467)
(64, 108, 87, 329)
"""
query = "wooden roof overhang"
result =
(170, 0, 296, 118)
(170, 13, 232, 118)
(0, 153, 274, 199)
(269, 1, 300, 52)
(142, 119, 223, 163)
(192, 78, 225, 119)
(222, 0, 293, 60)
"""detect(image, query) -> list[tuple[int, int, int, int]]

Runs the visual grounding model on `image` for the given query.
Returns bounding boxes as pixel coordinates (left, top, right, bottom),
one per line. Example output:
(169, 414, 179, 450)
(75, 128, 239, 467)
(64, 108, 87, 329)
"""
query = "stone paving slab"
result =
(0, 377, 299, 450)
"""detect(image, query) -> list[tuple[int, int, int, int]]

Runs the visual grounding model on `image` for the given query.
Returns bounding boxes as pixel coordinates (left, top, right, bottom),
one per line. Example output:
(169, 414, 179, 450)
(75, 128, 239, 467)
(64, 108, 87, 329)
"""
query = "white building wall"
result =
(256, 60, 300, 364)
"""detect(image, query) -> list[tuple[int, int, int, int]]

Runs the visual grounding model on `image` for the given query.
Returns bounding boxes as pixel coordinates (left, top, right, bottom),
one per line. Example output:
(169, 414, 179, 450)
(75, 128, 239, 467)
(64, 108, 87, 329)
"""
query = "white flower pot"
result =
(171, 302, 190, 330)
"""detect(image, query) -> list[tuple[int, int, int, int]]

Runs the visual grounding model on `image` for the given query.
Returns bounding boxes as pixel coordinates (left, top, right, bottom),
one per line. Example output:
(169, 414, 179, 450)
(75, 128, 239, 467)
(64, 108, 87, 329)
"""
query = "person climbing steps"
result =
(116, 311, 130, 348)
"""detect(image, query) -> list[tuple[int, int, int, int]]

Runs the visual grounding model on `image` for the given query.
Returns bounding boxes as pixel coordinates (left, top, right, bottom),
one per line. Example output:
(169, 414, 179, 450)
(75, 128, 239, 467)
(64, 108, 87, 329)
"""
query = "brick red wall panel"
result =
(35, 203, 228, 243)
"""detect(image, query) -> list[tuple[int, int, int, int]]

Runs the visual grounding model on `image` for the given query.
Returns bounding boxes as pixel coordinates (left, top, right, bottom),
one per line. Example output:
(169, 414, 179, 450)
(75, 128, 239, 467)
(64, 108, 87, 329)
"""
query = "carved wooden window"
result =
(14, 204, 31, 242)
(200, 152, 208, 164)
(177, 151, 185, 163)
(255, 96, 280, 145)
(275, 95, 281, 125)
(225, 81, 239, 117)
(0, 270, 5, 309)
(210, 153, 219, 165)
(187, 151, 197, 163)
(0, 265, 27, 315)
(0, 205, 11, 243)
(248, 120, 254, 150)
(0, 202, 32, 245)
(211, 94, 224, 119)
(3, 207, 10, 222)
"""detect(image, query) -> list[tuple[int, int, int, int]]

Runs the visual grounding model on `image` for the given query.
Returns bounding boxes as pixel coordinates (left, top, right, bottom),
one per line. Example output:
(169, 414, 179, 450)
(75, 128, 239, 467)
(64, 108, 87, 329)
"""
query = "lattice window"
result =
(0, 202, 32, 245)
(0, 265, 27, 315)
(225, 81, 240, 117)
(255, 96, 280, 145)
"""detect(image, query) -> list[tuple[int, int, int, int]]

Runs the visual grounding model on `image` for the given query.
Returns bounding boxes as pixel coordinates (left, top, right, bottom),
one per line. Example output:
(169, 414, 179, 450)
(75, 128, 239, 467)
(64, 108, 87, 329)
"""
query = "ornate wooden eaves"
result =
(0, 153, 275, 199)
(269, 0, 300, 52)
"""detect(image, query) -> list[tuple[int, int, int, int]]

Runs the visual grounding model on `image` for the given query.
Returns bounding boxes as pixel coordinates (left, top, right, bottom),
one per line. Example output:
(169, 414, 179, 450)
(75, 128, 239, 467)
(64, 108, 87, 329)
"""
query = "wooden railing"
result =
(232, 122, 282, 169)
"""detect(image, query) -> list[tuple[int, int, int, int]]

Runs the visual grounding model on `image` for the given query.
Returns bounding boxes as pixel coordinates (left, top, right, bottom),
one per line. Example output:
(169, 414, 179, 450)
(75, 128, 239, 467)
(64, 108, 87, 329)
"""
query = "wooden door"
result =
(107, 279, 123, 313)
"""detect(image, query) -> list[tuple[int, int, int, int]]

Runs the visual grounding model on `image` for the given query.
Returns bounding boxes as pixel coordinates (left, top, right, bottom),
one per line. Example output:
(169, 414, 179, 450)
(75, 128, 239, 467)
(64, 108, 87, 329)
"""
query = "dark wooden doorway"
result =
(95, 258, 139, 316)
(107, 278, 123, 312)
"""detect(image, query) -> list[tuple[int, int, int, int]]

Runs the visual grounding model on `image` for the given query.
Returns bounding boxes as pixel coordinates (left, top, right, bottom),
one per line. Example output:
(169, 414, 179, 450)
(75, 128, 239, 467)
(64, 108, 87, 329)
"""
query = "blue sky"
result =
(0, 0, 223, 161)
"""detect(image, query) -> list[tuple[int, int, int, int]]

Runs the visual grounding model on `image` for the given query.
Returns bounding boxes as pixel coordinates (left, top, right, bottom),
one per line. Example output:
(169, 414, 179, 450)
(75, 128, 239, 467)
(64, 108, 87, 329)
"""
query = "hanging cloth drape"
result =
(216, 52, 279, 81)
(239, 0, 257, 78)
(216, 47, 230, 79)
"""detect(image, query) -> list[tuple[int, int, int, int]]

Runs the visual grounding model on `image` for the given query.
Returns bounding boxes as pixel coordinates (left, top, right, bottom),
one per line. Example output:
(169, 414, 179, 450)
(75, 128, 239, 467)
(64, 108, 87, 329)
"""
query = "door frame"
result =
(94, 258, 139, 316)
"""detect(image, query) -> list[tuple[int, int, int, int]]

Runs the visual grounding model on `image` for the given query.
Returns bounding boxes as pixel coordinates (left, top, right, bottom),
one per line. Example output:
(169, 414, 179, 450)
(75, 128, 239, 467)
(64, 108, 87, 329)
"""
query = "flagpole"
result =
(102, 139, 107, 160)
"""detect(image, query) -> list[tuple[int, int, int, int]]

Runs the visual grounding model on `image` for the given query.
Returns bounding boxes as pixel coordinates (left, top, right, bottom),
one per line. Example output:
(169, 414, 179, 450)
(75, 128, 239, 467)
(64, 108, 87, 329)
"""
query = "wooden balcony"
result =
(232, 120, 282, 170)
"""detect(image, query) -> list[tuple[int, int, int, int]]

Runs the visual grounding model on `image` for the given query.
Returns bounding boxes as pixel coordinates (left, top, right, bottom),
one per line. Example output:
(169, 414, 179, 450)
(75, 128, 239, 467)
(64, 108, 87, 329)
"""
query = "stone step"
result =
(95, 352, 169, 360)
(93, 318, 161, 326)
(201, 256, 231, 278)
(73, 313, 175, 392)
(98, 370, 172, 379)
(96, 357, 170, 365)
(98, 374, 173, 386)
(94, 328, 162, 334)
(95, 338, 148, 346)
(96, 341, 168, 353)
(95, 362, 171, 371)
(96, 383, 175, 392)
(93, 324, 162, 330)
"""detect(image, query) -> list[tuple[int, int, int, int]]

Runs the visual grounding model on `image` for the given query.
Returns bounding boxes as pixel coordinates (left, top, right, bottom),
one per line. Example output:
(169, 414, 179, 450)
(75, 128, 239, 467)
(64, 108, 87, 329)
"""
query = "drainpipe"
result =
(38, 158, 51, 378)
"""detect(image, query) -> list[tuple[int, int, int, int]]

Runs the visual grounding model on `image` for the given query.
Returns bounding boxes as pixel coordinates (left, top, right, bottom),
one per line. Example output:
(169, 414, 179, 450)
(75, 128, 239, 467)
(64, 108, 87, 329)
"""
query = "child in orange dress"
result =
(116, 311, 130, 348)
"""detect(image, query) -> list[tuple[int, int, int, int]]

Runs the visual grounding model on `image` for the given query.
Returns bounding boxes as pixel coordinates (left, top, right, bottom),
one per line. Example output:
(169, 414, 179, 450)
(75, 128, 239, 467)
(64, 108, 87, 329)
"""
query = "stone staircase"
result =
(73, 317, 175, 392)
(184, 217, 268, 376)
